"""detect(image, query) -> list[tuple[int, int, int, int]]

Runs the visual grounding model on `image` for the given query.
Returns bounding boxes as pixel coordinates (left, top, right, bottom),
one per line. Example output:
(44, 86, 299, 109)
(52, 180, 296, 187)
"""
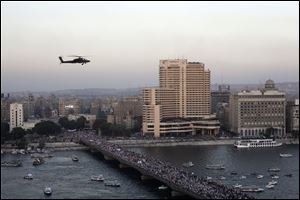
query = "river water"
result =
(1, 144, 299, 199)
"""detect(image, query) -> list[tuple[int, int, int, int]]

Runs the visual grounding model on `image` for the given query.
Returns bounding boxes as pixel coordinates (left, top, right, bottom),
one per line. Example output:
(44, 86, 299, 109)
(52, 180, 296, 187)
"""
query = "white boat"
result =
(105, 180, 120, 187)
(206, 176, 212, 180)
(205, 164, 225, 170)
(256, 175, 264, 179)
(233, 183, 242, 188)
(219, 176, 226, 180)
(24, 173, 33, 180)
(234, 139, 282, 148)
(265, 184, 275, 189)
(268, 180, 278, 185)
(182, 161, 194, 167)
(240, 186, 264, 192)
(268, 168, 280, 172)
(72, 155, 79, 162)
(91, 175, 104, 181)
(271, 175, 279, 179)
(280, 153, 293, 158)
(240, 175, 247, 179)
(44, 187, 52, 195)
(158, 185, 168, 190)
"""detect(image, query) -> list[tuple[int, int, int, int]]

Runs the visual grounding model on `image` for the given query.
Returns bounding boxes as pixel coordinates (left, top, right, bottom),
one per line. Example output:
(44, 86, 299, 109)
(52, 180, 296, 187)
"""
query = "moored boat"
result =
(105, 180, 120, 187)
(158, 185, 168, 190)
(231, 171, 238, 175)
(205, 164, 225, 170)
(234, 139, 282, 148)
(240, 186, 264, 192)
(33, 158, 45, 166)
(24, 173, 33, 180)
(268, 180, 278, 185)
(182, 161, 194, 167)
(233, 183, 242, 188)
(265, 184, 275, 189)
(279, 153, 293, 158)
(256, 175, 264, 179)
(268, 168, 280, 172)
(1, 160, 22, 167)
(72, 155, 79, 162)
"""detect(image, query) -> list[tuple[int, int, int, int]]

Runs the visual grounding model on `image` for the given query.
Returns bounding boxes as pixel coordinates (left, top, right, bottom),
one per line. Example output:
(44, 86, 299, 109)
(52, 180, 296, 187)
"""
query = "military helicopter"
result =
(59, 55, 90, 65)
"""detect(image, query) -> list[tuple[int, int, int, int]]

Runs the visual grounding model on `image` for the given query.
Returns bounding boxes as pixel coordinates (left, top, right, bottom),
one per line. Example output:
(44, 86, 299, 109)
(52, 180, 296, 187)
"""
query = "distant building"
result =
(107, 114, 115, 124)
(22, 119, 41, 130)
(286, 99, 299, 137)
(143, 59, 220, 137)
(211, 85, 230, 114)
(68, 114, 96, 128)
(229, 80, 286, 138)
(59, 98, 81, 117)
(10, 103, 24, 131)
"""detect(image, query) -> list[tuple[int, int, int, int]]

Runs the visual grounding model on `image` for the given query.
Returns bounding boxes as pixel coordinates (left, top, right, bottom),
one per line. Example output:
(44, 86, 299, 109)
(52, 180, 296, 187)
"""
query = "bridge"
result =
(77, 132, 253, 199)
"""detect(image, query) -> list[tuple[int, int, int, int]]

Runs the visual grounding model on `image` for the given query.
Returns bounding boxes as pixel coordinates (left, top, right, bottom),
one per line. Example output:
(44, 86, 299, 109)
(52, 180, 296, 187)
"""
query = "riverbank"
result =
(108, 138, 299, 147)
(1, 142, 88, 153)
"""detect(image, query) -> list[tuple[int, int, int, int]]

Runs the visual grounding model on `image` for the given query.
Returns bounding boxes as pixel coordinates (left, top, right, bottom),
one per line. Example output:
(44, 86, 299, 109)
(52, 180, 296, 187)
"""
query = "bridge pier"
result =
(103, 155, 114, 160)
(171, 190, 185, 197)
(141, 175, 154, 181)
(119, 163, 130, 169)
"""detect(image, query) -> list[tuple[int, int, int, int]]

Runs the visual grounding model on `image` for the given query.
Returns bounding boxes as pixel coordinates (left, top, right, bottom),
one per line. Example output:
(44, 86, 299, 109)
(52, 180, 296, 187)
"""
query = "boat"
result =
(24, 173, 33, 180)
(240, 175, 247, 179)
(219, 176, 226, 180)
(33, 158, 45, 166)
(265, 184, 275, 189)
(44, 187, 52, 195)
(105, 180, 121, 187)
(234, 139, 282, 148)
(280, 153, 293, 158)
(268, 168, 280, 172)
(284, 174, 292, 177)
(268, 180, 278, 185)
(231, 171, 238, 175)
(11, 149, 18, 154)
(240, 186, 264, 192)
(233, 183, 242, 188)
(205, 164, 225, 170)
(1, 160, 22, 167)
(158, 185, 168, 190)
(72, 155, 79, 162)
(271, 175, 279, 179)
(91, 175, 104, 181)
(182, 161, 194, 167)
(206, 176, 212, 180)
(256, 175, 264, 179)
(31, 153, 54, 158)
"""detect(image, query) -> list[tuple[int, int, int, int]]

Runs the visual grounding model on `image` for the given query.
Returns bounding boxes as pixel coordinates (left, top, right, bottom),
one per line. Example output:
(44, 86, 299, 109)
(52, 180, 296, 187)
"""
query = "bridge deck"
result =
(78, 133, 253, 199)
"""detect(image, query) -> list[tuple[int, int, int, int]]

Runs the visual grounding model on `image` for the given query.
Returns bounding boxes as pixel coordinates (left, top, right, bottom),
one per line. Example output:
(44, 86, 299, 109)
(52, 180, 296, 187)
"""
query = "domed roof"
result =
(265, 79, 275, 90)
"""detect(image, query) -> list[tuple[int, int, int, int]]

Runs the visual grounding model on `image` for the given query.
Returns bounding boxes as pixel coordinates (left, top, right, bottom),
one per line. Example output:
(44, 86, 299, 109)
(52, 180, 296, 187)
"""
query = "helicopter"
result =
(59, 55, 90, 65)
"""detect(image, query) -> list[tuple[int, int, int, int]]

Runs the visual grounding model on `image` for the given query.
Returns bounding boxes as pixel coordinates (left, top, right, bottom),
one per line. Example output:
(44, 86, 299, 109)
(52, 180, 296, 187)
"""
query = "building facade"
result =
(58, 98, 81, 117)
(286, 99, 299, 137)
(143, 59, 219, 137)
(211, 85, 230, 114)
(10, 103, 24, 131)
(229, 80, 286, 138)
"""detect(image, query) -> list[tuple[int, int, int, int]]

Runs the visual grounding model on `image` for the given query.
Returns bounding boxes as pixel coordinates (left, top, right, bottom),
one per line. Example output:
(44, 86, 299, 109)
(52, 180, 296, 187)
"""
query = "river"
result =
(1, 144, 299, 199)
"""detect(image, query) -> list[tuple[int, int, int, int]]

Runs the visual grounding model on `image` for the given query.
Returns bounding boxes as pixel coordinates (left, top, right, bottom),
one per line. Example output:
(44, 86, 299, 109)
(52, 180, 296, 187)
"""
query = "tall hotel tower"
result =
(143, 59, 219, 138)
(10, 103, 24, 132)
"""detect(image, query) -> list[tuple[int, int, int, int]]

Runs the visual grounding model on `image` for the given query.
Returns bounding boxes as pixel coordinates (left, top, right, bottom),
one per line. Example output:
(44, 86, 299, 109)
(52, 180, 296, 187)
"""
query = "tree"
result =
(11, 127, 26, 140)
(1, 122, 10, 142)
(16, 137, 28, 149)
(34, 121, 61, 136)
(58, 117, 69, 128)
(76, 116, 87, 130)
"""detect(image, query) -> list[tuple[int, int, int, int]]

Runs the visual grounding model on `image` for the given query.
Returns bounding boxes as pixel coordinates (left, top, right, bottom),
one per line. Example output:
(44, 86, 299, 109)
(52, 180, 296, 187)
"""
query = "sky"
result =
(1, 1, 299, 92)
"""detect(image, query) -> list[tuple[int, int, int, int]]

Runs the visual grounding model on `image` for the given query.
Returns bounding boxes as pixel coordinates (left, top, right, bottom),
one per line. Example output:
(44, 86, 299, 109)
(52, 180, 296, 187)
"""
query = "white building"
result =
(10, 103, 24, 132)
(229, 80, 286, 138)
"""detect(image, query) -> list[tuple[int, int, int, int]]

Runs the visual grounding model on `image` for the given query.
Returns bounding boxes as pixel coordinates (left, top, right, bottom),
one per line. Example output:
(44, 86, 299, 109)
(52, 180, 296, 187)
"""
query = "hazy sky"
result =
(1, 1, 299, 92)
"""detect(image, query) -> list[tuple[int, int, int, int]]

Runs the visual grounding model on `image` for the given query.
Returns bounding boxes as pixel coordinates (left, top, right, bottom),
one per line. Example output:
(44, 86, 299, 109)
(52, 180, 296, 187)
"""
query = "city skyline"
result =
(1, 2, 299, 92)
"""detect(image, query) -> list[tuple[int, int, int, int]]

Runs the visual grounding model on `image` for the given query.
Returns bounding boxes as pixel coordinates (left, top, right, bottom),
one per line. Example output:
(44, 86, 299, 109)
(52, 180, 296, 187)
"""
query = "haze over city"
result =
(1, 1, 299, 92)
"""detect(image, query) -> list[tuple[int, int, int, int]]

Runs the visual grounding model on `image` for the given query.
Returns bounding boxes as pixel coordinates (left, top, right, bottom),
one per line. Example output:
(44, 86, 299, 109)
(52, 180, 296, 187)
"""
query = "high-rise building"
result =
(143, 59, 220, 137)
(10, 103, 24, 131)
(229, 80, 286, 138)
(211, 85, 231, 114)
(58, 98, 81, 117)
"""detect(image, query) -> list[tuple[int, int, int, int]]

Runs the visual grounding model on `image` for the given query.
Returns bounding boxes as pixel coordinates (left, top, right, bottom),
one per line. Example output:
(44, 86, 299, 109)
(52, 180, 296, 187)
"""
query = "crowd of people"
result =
(75, 131, 253, 199)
